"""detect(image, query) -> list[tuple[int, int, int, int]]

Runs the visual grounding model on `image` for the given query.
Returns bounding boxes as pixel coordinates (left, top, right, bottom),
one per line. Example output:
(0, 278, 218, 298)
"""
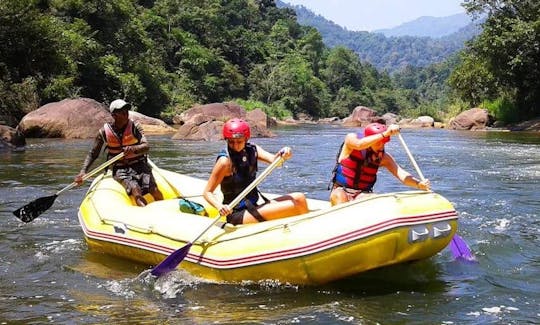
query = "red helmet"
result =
(223, 118, 251, 140)
(364, 123, 390, 143)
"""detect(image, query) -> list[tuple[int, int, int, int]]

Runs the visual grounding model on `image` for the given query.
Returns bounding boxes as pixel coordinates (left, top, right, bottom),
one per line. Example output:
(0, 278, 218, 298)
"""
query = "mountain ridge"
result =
(374, 13, 472, 38)
(276, 1, 481, 72)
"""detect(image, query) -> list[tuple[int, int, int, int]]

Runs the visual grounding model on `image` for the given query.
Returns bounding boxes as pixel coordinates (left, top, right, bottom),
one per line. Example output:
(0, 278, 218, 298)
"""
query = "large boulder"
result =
(18, 98, 175, 138)
(18, 98, 110, 138)
(381, 113, 400, 125)
(173, 102, 246, 125)
(448, 108, 494, 130)
(399, 116, 435, 128)
(342, 106, 381, 127)
(246, 108, 270, 130)
(172, 102, 274, 141)
(172, 120, 226, 141)
(128, 111, 176, 134)
(0, 125, 26, 151)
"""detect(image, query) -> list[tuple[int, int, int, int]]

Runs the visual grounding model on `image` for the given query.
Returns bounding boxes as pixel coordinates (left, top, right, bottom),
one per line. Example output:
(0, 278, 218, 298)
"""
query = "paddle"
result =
(13, 152, 125, 223)
(150, 154, 285, 277)
(147, 158, 181, 198)
(397, 133, 475, 262)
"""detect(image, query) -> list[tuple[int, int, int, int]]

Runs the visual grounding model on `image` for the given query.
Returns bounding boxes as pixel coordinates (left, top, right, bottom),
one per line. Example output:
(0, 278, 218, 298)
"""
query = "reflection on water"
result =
(1, 127, 539, 323)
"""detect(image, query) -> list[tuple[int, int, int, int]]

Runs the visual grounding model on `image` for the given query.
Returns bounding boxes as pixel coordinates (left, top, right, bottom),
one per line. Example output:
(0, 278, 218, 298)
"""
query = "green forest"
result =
(1, 0, 538, 127)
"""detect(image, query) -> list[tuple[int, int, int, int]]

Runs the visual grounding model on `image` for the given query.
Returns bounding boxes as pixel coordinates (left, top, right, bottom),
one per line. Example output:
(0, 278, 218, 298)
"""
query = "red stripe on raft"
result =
(80, 210, 457, 269)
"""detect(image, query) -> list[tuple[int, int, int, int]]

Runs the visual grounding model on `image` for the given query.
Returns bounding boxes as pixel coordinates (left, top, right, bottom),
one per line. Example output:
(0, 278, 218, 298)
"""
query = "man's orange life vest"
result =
(103, 120, 141, 160)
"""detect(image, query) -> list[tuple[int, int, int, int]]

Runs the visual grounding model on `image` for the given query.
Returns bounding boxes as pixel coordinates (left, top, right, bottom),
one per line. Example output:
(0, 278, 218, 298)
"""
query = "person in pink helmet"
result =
(329, 123, 430, 206)
(203, 118, 308, 225)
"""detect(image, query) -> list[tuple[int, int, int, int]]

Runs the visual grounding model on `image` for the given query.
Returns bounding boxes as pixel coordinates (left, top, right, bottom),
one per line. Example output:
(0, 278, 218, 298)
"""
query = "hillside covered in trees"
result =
(1, 0, 414, 125)
(374, 13, 473, 38)
(282, 0, 539, 123)
(279, 0, 482, 73)
(1, 0, 538, 127)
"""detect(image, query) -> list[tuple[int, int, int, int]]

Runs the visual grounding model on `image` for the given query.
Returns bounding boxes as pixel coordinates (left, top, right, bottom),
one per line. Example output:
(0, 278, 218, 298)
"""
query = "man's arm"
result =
(382, 153, 430, 190)
(339, 132, 384, 161)
(74, 130, 105, 185)
(80, 131, 105, 173)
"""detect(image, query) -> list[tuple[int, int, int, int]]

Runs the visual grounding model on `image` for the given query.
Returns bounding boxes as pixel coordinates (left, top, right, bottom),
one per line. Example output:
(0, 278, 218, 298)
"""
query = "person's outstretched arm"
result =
(382, 153, 431, 191)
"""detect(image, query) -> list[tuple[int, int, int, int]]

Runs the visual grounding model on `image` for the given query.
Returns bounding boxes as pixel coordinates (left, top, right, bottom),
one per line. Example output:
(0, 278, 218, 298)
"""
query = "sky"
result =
(281, 0, 466, 31)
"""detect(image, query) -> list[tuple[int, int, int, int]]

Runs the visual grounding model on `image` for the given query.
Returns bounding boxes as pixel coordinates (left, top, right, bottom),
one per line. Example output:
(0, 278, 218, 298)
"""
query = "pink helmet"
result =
(223, 118, 251, 140)
(364, 123, 390, 143)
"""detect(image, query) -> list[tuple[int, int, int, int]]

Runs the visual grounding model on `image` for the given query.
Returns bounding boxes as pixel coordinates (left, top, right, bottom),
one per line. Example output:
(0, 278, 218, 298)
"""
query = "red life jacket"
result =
(332, 133, 384, 191)
(103, 120, 141, 160)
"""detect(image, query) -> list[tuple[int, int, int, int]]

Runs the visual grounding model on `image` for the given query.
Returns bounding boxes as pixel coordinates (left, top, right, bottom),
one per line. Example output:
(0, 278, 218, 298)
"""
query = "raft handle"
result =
(409, 226, 429, 243)
(432, 222, 452, 238)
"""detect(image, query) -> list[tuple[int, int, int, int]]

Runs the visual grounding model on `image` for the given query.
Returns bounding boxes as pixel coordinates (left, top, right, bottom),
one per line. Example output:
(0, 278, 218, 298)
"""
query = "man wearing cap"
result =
(329, 123, 430, 206)
(74, 99, 163, 207)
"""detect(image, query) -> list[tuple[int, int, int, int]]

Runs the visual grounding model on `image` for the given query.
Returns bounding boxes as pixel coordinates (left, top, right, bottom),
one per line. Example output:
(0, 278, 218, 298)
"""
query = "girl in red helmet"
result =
(203, 118, 309, 225)
(330, 123, 430, 206)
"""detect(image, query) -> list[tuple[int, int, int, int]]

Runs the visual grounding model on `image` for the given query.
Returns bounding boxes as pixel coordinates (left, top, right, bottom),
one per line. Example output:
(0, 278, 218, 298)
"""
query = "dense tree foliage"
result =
(2, 0, 537, 127)
(0, 0, 406, 124)
(450, 0, 540, 121)
(288, 0, 539, 123)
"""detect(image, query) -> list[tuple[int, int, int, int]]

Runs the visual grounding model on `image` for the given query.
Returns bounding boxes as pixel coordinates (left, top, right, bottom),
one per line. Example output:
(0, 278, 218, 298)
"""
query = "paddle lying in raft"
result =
(147, 158, 182, 198)
(150, 154, 285, 277)
(13, 152, 125, 223)
(397, 133, 476, 262)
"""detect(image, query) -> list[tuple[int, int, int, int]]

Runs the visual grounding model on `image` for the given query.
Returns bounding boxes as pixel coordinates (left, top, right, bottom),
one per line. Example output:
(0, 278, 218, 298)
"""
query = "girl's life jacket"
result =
(218, 143, 260, 210)
(330, 133, 384, 192)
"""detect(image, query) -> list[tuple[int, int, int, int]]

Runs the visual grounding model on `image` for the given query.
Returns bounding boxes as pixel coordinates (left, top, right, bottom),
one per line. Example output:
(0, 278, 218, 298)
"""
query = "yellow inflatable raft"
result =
(78, 166, 458, 285)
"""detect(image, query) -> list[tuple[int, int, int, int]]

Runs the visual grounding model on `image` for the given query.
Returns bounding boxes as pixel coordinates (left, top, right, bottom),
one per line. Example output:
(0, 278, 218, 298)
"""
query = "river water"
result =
(1, 125, 539, 324)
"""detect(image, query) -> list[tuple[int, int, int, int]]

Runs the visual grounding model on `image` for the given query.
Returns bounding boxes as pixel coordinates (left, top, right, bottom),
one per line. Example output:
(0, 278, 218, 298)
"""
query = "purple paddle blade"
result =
(151, 243, 192, 277)
(449, 234, 476, 262)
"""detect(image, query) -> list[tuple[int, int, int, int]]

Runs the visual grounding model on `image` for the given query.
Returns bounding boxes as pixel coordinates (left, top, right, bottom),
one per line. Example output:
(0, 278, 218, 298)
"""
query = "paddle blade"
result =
(449, 234, 476, 262)
(13, 194, 58, 223)
(151, 242, 192, 277)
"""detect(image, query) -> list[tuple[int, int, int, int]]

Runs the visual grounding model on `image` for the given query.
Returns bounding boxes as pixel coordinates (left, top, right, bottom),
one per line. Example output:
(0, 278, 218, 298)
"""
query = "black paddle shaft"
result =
(13, 194, 58, 223)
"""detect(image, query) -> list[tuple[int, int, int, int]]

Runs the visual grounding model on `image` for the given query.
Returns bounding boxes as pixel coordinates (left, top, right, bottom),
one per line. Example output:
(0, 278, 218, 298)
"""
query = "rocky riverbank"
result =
(504, 118, 540, 132)
(2, 98, 538, 151)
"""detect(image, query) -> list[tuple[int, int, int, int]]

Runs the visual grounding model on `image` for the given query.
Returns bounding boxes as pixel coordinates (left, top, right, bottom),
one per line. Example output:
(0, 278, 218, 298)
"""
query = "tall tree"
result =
(0, 0, 72, 119)
(451, 0, 540, 118)
(321, 46, 363, 94)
